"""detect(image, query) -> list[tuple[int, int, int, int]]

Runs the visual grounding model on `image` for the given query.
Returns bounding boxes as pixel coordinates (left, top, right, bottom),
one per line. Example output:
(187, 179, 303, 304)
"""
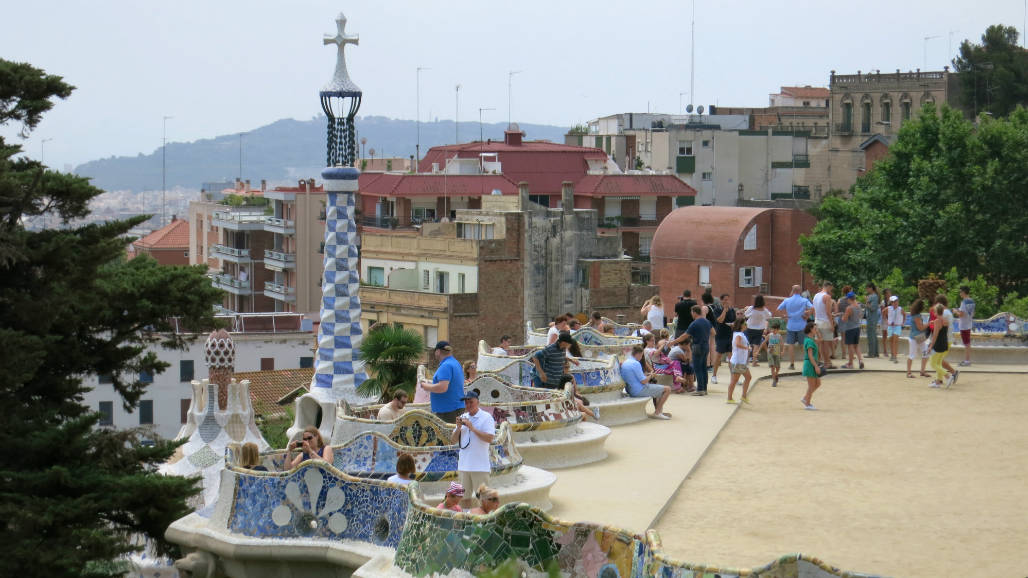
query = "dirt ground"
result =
(654, 370, 1028, 577)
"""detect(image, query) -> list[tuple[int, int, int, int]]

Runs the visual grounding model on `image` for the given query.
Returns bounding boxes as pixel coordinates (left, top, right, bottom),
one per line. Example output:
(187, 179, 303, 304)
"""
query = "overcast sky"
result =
(3, 0, 1023, 169)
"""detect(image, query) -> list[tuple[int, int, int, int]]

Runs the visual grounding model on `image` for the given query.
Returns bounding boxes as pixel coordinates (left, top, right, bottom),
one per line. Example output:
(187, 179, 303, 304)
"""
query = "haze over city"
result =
(1, 0, 1023, 171)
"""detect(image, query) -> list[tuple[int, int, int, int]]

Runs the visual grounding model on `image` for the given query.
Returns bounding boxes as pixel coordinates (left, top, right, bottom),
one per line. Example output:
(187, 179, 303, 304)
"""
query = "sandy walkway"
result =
(654, 370, 1028, 577)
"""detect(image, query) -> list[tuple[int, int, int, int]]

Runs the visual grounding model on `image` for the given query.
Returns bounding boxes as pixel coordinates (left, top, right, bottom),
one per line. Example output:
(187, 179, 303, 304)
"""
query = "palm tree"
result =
(358, 323, 425, 402)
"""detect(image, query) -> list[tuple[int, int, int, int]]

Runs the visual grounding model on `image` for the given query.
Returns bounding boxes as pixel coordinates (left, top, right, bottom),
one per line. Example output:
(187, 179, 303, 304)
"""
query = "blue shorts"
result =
(785, 329, 805, 345)
(887, 326, 903, 337)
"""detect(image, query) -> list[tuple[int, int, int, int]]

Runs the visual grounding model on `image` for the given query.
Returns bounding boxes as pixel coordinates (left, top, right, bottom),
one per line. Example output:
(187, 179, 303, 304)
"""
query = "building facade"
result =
(130, 217, 190, 266)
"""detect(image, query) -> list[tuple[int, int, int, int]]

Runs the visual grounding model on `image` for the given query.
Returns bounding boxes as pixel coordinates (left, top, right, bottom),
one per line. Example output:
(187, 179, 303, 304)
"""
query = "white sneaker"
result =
(711, 375, 718, 384)
(929, 381, 941, 388)
(592, 407, 601, 421)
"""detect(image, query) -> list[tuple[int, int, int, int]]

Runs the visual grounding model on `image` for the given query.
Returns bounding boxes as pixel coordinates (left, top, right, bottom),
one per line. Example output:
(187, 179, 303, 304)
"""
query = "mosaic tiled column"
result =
(310, 166, 368, 403)
(205, 328, 235, 410)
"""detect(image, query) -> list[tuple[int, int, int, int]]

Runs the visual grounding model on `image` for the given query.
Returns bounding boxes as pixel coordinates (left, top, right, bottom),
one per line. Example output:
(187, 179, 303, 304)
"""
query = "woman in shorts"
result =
(744, 294, 772, 366)
(905, 298, 931, 378)
(726, 318, 752, 404)
(801, 321, 821, 410)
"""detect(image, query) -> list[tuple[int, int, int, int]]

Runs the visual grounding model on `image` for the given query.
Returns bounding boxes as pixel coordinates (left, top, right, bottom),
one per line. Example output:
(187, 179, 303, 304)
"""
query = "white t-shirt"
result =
(386, 474, 412, 486)
(744, 306, 772, 330)
(491, 346, 508, 355)
(457, 409, 496, 473)
(958, 298, 975, 331)
(647, 306, 665, 331)
(546, 326, 560, 343)
(887, 305, 904, 326)
(942, 308, 955, 328)
(813, 291, 831, 321)
(730, 332, 750, 365)
(377, 403, 405, 421)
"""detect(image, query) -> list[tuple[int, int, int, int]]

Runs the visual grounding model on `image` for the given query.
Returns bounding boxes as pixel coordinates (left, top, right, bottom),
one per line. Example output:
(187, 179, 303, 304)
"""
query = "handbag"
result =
(817, 363, 827, 377)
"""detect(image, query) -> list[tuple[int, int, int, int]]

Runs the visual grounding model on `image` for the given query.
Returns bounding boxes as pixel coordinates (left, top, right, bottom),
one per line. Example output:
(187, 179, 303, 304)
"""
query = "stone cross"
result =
(323, 12, 359, 91)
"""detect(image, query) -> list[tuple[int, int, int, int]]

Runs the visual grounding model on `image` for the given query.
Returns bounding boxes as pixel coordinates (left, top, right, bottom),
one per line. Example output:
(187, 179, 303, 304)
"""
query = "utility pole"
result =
(416, 66, 430, 168)
(162, 115, 173, 228)
(508, 70, 522, 127)
(455, 84, 462, 144)
(479, 107, 495, 142)
(690, 0, 695, 110)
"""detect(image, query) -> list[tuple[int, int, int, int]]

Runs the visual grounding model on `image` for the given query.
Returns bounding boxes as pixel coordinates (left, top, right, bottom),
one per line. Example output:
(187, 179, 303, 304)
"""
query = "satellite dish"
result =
(697, 105, 705, 114)
(686, 104, 694, 113)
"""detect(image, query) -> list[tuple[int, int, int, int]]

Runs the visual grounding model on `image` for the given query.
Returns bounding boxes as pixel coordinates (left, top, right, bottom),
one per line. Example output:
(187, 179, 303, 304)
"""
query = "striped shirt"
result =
(533, 343, 566, 385)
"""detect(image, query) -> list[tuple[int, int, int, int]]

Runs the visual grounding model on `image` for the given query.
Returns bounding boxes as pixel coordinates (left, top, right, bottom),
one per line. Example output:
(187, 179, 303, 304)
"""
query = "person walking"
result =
(905, 298, 931, 378)
(776, 285, 814, 370)
(885, 295, 904, 363)
(709, 294, 736, 384)
(800, 321, 821, 410)
(865, 283, 881, 357)
(744, 295, 772, 366)
(840, 291, 865, 369)
(812, 282, 836, 369)
(954, 285, 975, 366)
(880, 288, 893, 358)
(725, 318, 752, 404)
(927, 303, 957, 388)
(760, 319, 784, 387)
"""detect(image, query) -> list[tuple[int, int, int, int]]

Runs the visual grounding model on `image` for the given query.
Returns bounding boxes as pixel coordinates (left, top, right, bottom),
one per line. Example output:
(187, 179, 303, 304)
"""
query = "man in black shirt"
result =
(709, 293, 736, 384)
(673, 289, 697, 338)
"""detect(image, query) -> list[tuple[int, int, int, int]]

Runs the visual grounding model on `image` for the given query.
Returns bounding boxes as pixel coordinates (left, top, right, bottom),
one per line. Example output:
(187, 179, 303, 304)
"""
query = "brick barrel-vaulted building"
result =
(650, 207, 817, 307)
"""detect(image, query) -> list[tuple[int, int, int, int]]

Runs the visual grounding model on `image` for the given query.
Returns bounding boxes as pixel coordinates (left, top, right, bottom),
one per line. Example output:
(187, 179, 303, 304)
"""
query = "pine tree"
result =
(0, 59, 223, 577)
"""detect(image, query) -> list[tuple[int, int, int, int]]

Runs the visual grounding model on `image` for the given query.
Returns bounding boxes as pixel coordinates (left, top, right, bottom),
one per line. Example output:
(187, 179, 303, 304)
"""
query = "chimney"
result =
(517, 181, 530, 209)
(504, 129, 523, 146)
(561, 181, 574, 215)
(245, 179, 251, 191)
(261, 179, 266, 192)
(308, 178, 315, 190)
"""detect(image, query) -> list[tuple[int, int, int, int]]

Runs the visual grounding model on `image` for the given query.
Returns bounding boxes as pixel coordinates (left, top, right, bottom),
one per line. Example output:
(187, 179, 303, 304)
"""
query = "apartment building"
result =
(129, 216, 190, 266)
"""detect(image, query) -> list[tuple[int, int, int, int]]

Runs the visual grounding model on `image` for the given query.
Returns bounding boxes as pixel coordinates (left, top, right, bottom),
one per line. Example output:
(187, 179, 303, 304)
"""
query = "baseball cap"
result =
(460, 390, 480, 401)
(889, 295, 899, 302)
(846, 291, 856, 299)
(433, 340, 452, 351)
(556, 332, 574, 344)
(446, 482, 465, 496)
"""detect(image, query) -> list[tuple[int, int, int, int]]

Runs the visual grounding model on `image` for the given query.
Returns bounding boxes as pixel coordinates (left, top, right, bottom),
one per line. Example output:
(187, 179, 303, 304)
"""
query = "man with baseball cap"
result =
(420, 341, 465, 423)
(531, 331, 575, 388)
(450, 389, 495, 509)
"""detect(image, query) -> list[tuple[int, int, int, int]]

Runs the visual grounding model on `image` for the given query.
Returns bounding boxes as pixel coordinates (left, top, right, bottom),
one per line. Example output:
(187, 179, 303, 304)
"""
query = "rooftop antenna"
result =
(690, 0, 695, 109)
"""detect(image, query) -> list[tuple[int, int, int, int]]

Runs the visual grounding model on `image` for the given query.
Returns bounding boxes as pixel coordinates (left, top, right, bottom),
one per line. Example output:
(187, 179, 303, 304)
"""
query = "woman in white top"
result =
(726, 318, 752, 404)
(743, 294, 773, 366)
(640, 295, 666, 331)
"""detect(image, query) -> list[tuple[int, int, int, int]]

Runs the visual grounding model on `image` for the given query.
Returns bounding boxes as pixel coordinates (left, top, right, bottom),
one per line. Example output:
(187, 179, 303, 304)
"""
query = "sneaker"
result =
(726, 398, 737, 404)
(929, 381, 941, 388)
(592, 407, 600, 421)
(959, 360, 971, 367)
(772, 379, 778, 387)
(789, 364, 796, 370)
(804, 404, 817, 411)
(691, 390, 705, 396)
(711, 375, 718, 384)
(651, 412, 671, 420)
(741, 396, 751, 404)
(951, 370, 960, 386)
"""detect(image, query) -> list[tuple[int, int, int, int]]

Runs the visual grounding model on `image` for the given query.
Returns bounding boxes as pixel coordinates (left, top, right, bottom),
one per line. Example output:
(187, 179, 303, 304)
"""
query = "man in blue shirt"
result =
(776, 285, 814, 370)
(621, 345, 671, 419)
(420, 341, 465, 422)
(684, 305, 713, 396)
(531, 332, 573, 388)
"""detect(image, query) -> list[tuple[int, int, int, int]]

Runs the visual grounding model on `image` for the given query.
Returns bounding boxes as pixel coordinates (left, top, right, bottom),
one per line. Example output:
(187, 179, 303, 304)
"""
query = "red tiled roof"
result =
(233, 367, 313, 413)
(781, 86, 829, 99)
(651, 207, 767, 261)
(133, 218, 190, 250)
(359, 173, 519, 197)
(573, 174, 696, 197)
(419, 141, 608, 194)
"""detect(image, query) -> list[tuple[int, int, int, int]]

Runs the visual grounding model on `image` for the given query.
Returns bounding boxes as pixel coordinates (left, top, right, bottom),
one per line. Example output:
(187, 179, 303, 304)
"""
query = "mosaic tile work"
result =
(265, 423, 522, 483)
(478, 337, 637, 370)
(479, 354, 624, 391)
(337, 384, 579, 441)
(394, 500, 885, 578)
(601, 317, 643, 337)
(972, 312, 1025, 335)
(225, 460, 409, 547)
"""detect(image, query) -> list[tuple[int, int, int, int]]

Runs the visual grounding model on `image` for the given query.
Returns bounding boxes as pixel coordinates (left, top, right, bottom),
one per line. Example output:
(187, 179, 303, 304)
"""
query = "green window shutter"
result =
(577, 135, 583, 146)
(594, 136, 602, 149)
(676, 155, 696, 174)
(676, 196, 696, 207)
(604, 136, 611, 153)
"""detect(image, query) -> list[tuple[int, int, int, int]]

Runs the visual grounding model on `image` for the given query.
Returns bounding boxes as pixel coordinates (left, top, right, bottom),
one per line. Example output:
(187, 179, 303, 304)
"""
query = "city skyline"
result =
(1, 0, 1023, 170)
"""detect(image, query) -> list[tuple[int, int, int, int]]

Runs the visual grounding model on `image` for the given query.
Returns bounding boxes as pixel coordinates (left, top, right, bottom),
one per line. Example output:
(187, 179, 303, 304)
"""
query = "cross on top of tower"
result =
(322, 12, 361, 95)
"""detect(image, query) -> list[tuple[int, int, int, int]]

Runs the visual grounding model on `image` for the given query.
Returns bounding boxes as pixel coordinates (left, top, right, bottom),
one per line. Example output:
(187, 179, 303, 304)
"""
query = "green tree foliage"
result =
(0, 60, 223, 576)
(357, 323, 425, 402)
(953, 25, 1028, 118)
(800, 103, 1028, 296)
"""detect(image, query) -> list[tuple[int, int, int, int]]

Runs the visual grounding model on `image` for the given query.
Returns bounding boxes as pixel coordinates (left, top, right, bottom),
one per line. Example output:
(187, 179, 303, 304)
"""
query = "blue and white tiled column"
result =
(310, 166, 368, 403)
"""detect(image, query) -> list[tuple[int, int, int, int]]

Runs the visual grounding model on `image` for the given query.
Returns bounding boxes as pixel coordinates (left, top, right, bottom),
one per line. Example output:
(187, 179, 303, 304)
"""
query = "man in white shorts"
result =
(812, 281, 836, 368)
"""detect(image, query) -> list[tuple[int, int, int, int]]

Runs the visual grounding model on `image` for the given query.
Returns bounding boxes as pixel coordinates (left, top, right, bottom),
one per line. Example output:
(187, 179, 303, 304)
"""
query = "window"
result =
(368, 266, 385, 286)
(639, 234, 653, 256)
(861, 102, 872, 133)
(99, 401, 114, 426)
(180, 360, 194, 382)
(802, 100, 811, 107)
(699, 265, 710, 287)
(702, 171, 712, 181)
(527, 194, 549, 207)
(422, 270, 430, 289)
(139, 400, 153, 425)
(841, 102, 853, 131)
(98, 374, 113, 384)
(901, 101, 912, 121)
(881, 101, 891, 124)
(299, 356, 314, 369)
(139, 370, 153, 384)
(678, 141, 693, 156)
(183, 251, 189, 258)
(739, 266, 763, 288)
(701, 139, 710, 148)
(458, 273, 466, 293)
(456, 222, 495, 240)
(180, 398, 191, 424)
(743, 225, 757, 250)
(260, 357, 274, 371)
(436, 271, 449, 293)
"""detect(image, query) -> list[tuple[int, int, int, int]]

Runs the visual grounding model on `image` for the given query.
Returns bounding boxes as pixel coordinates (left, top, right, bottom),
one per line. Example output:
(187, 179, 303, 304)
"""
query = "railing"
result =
(263, 249, 296, 263)
(212, 245, 250, 258)
(793, 154, 810, 164)
(209, 273, 251, 291)
(263, 217, 295, 230)
(212, 210, 266, 224)
(833, 71, 945, 85)
(264, 281, 295, 295)
(169, 312, 306, 334)
(360, 216, 420, 230)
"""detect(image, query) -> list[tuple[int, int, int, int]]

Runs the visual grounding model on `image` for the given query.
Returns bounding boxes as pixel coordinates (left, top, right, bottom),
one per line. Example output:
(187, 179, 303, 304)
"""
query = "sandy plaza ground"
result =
(653, 369, 1028, 577)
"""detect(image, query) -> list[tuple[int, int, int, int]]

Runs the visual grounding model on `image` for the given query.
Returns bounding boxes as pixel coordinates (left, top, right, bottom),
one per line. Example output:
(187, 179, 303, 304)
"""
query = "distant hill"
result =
(74, 116, 571, 193)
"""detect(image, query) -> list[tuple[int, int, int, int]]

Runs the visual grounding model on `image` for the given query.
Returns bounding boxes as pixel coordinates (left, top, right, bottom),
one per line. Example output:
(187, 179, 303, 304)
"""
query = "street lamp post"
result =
(478, 107, 495, 143)
(416, 66, 430, 169)
(162, 115, 173, 228)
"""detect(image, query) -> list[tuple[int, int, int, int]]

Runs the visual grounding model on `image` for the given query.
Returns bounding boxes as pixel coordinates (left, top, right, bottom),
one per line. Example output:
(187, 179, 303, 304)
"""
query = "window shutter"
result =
(739, 267, 747, 287)
(755, 267, 763, 286)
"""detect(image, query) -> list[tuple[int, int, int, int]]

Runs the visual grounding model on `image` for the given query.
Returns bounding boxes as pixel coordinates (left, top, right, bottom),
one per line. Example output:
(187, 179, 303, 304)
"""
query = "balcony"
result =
(211, 210, 266, 231)
(264, 249, 297, 270)
(834, 123, 853, 135)
(211, 245, 251, 263)
(264, 281, 296, 302)
(209, 273, 253, 296)
(264, 190, 296, 202)
(263, 217, 295, 235)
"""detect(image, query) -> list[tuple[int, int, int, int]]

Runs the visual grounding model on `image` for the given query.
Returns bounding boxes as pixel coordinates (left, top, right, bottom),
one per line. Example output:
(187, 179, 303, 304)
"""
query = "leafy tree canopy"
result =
(358, 323, 426, 402)
(0, 59, 223, 577)
(953, 25, 1028, 117)
(799, 103, 1028, 300)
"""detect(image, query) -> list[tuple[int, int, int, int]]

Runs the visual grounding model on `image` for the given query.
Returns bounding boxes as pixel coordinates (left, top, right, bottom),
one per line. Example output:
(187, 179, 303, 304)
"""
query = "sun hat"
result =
(889, 295, 899, 302)
(446, 482, 465, 496)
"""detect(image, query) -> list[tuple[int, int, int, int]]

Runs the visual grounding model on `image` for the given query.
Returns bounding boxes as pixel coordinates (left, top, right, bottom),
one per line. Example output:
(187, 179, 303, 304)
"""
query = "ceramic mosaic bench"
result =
(392, 497, 884, 578)
(479, 354, 650, 427)
(515, 330, 640, 358)
(338, 374, 611, 469)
